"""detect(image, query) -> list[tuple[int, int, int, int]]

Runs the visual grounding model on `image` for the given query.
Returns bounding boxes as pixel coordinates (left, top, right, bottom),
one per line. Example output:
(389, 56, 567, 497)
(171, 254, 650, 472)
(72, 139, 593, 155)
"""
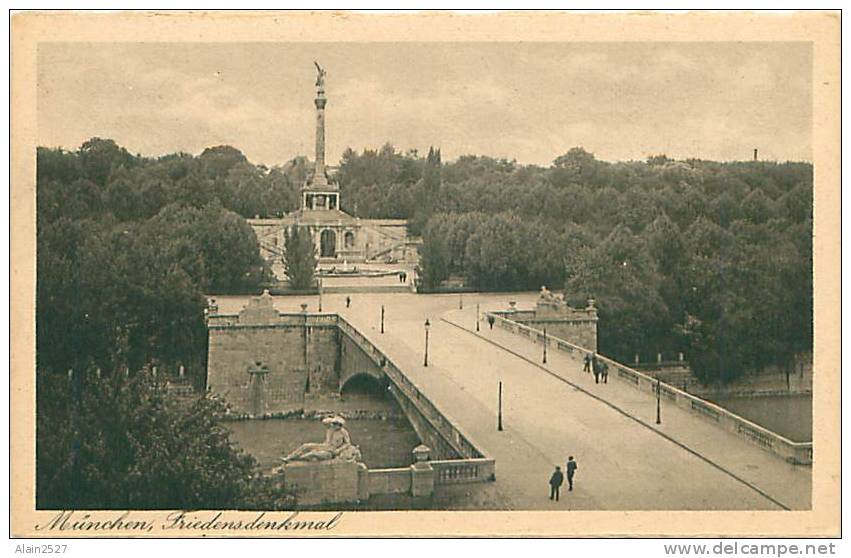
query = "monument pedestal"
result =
(283, 460, 366, 506)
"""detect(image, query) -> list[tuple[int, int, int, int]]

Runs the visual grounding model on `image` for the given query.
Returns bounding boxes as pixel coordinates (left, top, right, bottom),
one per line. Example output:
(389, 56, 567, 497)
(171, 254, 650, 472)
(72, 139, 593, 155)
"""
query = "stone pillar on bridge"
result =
(410, 444, 435, 498)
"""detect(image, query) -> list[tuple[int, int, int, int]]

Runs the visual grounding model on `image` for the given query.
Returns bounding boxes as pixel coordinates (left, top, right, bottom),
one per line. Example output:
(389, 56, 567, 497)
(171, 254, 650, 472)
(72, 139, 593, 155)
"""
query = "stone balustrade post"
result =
(410, 444, 434, 498)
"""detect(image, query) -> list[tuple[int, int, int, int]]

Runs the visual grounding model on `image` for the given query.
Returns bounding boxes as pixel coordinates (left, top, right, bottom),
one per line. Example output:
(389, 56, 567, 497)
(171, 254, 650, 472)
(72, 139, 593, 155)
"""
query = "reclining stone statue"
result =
(281, 415, 362, 463)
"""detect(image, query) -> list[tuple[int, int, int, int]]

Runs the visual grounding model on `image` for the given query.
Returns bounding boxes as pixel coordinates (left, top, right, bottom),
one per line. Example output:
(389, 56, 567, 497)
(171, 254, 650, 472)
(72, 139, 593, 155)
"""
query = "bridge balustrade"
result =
(431, 458, 496, 485)
(337, 315, 487, 461)
(487, 312, 813, 466)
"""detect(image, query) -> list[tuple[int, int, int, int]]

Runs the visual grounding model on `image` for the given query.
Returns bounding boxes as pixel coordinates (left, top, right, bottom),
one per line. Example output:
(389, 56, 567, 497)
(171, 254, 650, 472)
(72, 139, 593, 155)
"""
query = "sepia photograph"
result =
(9, 9, 841, 539)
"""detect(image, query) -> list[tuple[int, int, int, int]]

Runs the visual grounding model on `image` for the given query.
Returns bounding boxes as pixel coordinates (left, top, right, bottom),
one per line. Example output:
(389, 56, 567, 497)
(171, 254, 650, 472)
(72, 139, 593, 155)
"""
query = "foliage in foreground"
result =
(36, 369, 294, 510)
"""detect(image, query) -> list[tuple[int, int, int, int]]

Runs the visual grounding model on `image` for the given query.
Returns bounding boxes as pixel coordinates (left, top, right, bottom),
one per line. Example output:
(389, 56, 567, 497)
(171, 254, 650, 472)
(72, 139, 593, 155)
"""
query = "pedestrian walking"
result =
(566, 456, 578, 491)
(593, 359, 601, 384)
(345, 296, 351, 308)
(487, 314, 495, 330)
(600, 362, 609, 384)
(549, 466, 564, 501)
(583, 352, 592, 373)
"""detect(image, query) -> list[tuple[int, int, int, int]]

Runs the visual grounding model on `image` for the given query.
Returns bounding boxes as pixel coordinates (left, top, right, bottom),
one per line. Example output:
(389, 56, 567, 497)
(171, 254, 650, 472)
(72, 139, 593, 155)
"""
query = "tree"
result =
(741, 188, 776, 224)
(409, 146, 442, 236)
(550, 147, 602, 187)
(192, 203, 266, 292)
(36, 369, 292, 510)
(78, 137, 135, 187)
(283, 226, 317, 290)
(565, 226, 669, 361)
(199, 145, 249, 178)
(418, 216, 451, 288)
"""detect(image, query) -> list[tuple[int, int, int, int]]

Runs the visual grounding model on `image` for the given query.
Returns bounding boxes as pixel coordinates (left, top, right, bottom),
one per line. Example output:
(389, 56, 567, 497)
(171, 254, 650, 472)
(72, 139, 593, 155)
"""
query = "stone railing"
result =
(487, 312, 813, 465)
(365, 456, 496, 499)
(207, 312, 340, 329)
(336, 316, 488, 461)
(431, 458, 496, 485)
(367, 467, 412, 495)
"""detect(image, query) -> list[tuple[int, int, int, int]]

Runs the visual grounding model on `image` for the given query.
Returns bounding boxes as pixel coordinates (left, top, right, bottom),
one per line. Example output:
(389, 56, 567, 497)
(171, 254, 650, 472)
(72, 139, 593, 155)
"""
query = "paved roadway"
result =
(215, 291, 812, 511)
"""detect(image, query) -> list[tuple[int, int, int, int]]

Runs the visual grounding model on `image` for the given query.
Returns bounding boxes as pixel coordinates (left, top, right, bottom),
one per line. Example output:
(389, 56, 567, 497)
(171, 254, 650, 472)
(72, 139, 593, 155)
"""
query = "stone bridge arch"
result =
(338, 332, 385, 394)
(339, 372, 387, 397)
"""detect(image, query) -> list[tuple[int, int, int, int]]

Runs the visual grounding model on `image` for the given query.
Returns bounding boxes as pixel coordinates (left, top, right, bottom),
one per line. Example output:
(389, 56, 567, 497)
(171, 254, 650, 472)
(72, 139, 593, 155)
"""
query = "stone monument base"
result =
(283, 460, 368, 506)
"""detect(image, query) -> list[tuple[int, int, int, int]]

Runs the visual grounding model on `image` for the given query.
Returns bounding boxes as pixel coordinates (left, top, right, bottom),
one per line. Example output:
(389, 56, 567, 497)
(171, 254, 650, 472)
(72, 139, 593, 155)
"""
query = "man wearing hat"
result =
(549, 466, 565, 501)
(566, 456, 578, 491)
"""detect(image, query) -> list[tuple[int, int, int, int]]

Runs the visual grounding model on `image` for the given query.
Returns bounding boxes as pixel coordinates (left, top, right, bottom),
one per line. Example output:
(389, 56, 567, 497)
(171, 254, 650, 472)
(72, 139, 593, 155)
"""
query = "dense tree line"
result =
(407, 148, 812, 384)
(37, 139, 274, 378)
(36, 138, 278, 508)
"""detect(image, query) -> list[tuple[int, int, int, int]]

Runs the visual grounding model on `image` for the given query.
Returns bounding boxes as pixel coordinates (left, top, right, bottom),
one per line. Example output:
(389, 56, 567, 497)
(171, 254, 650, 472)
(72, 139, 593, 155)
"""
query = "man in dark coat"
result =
(566, 456, 578, 491)
(549, 466, 564, 501)
(583, 352, 592, 373)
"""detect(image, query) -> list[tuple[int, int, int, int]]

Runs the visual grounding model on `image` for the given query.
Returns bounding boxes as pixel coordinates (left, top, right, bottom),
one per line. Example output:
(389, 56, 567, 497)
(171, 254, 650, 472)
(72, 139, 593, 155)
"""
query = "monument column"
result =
(313, 61, 328, 187)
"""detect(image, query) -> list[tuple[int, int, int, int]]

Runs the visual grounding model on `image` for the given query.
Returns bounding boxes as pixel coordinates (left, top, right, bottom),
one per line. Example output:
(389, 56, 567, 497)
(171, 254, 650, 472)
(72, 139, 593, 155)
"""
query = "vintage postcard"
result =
(10, 10, 841, 538)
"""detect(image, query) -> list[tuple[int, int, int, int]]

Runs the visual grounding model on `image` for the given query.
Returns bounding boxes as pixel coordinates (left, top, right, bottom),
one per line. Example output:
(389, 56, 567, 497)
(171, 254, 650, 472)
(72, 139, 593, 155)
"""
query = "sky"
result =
(37, 42, 812, 166)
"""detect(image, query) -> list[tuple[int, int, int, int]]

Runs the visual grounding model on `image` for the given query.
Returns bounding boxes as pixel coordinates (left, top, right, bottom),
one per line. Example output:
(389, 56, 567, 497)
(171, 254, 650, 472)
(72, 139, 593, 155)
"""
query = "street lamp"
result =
(318, 276, 323, 312)
(381, 305, 385, 334)
(459, 295, 464, 310)
(656, 376, 662, 424)
(424, 318, 431, 367)
(542, 327, 548, 364)
(497, 380, 504, 431)
(476, 303, 480, 332)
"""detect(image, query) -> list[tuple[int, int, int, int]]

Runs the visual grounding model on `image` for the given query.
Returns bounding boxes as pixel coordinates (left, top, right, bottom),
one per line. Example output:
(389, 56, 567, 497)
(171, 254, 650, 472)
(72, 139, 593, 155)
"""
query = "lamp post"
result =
(459, 295, 463, 310)
(542, 327, 548, 364)
(424, 318, 431, 367)
(380, 305, 385, 334)
(656, 376, 662, 425)
(318, 276, 323, 312)
(476, 303, 480, 332)
(497, 381, 503, 431)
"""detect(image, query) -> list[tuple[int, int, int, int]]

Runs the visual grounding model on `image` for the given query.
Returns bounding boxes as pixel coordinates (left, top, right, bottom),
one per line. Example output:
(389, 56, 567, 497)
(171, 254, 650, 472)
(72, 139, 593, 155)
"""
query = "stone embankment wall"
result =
(206, 291, 383, 415)
(494, 299, 598, 352)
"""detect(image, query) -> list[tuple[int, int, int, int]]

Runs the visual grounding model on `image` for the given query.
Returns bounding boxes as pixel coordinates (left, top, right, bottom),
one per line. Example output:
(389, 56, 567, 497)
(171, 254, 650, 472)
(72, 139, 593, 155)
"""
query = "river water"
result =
(707, 394, 812, 443)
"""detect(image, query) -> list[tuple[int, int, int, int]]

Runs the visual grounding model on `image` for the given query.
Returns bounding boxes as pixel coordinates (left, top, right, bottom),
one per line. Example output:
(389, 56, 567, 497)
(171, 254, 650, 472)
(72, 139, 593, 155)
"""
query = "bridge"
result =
(210, 291, 811, 511)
